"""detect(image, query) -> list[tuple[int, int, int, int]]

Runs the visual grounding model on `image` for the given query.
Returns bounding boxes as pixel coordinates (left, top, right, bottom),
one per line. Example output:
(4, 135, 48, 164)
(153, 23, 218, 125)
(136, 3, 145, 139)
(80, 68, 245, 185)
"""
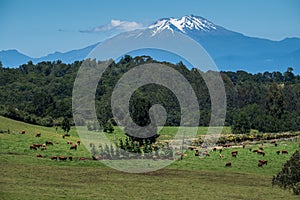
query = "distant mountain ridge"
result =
(0, 43, 98, 68)
(1, 15, 299, 74)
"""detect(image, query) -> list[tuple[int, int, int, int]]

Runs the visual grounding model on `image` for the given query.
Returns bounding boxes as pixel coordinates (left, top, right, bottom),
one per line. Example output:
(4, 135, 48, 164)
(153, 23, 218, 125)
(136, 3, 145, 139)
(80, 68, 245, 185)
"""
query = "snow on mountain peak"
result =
(149, 15, 217, 35)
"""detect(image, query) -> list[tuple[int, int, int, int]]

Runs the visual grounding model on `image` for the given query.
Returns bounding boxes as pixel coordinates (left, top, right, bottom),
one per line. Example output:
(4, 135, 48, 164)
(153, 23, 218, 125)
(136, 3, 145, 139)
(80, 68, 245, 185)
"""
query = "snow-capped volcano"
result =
(149, 15, 217, 35)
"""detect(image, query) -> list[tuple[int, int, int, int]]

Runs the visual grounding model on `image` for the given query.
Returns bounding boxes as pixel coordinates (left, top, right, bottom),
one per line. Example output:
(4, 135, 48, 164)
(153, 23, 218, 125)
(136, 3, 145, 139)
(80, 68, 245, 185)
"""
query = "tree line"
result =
(0, 57, 299, 133)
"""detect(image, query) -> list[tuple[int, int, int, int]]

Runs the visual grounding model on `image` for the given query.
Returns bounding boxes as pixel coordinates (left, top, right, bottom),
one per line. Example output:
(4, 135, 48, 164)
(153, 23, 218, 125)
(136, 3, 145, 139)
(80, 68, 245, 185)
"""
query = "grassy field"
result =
(0, 116, 299, 199)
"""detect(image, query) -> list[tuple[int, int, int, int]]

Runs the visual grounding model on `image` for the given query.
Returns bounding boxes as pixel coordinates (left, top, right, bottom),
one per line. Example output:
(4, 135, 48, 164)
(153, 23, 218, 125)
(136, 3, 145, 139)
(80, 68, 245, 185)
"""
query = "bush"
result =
(272, 150, 300, 195)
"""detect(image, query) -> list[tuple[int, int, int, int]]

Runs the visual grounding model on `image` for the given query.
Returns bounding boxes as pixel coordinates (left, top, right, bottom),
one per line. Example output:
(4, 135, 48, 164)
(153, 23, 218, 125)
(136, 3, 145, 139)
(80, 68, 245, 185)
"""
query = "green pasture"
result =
(0, 116, 299, 199)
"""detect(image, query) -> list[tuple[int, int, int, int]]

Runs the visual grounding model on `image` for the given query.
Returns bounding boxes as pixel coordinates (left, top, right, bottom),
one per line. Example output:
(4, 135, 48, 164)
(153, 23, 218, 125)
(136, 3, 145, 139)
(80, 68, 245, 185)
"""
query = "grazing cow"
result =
(33, 144, 43, 148)
(271, 140, 276, 144)
(258, 160, 268, 165)
(258, 162, 263, 167)
(252, 149, 258, 153)
(77, 140, 81, 145)
(68, 156, 73, 161)
(276, 150, 281, 155)
(232, 152, 237, 158)
(58, 156, 67, 161)
(78, 157, 88, 161)
(42, 144, 46, 148)
(51, 156, 58, 160)
(70, 144, 77, 150)
(36, 154, 42, 157)
(225, 162, 232, 167)
(282, 150, 288, 154)
(46, 141, 53, 145)
(257, 150, 265, 156)
(195, 150, 200, 156)
(30, 145, 37, 150)
(231, 150, 238, 155)
(36, 132, 41, 137)
(21, 130, 26, 134)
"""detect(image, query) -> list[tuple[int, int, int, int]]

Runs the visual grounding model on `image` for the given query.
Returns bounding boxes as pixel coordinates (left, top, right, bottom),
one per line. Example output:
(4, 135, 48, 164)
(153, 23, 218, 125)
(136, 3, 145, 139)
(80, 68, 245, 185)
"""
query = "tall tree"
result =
(265, 83, 285, 119)
(61, 117, 70, 133)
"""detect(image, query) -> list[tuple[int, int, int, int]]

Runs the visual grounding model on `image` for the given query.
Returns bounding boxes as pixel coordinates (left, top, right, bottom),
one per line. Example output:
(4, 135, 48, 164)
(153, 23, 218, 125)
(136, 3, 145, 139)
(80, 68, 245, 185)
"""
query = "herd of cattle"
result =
(190, 141, 289, 168)
(22, 129, 291, 166)
(22, 130, 87, 161)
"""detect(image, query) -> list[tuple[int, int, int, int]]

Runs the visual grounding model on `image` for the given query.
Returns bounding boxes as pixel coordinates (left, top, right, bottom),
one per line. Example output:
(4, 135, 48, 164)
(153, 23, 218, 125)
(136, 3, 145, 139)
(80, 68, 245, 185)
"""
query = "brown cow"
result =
(232, 150, 238, 155)
(258, 160, 268, 165)
(282, 150, 288, 154)
(232, 152, 237, 158)
(36, 132, 41, 137)
(78, 157, 88, 161)
(21, 130, 26, 134)
(33, 143, 43, 148)
(51, 156, 58, 160)
(257, 150, 265, 156)
(46, 141, 53, 145)
(30, 145, 37, 150)
(225, 162, 232, 167)
(70, 144, 77, 150)
(270, 140, 276, 144)
(58, 156, 67, 161)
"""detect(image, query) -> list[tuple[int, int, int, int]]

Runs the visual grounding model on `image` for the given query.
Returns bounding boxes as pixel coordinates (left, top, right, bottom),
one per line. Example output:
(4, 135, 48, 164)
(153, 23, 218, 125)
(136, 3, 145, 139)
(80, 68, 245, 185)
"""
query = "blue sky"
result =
(1, 0, 299, 57)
